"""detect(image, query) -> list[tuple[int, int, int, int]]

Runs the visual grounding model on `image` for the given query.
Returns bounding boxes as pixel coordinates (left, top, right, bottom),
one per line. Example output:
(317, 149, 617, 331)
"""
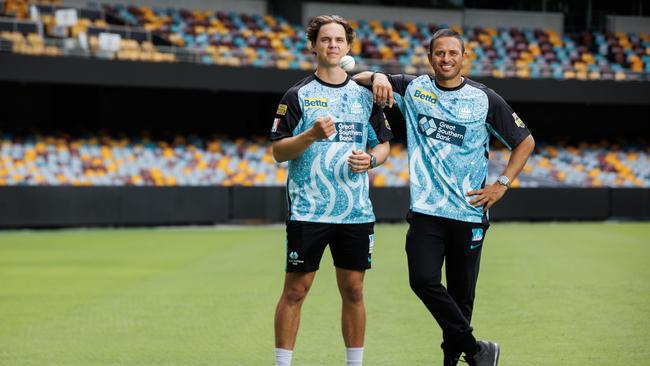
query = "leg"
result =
(444, 222, 490, 364)
(275, 221, 330, 350)
(336, 268, 366, 347)
(330, 223, 373, 365)
(405, 213, 477, 356)
(274, 271, 317, 349)
(445, 223, 487, 325)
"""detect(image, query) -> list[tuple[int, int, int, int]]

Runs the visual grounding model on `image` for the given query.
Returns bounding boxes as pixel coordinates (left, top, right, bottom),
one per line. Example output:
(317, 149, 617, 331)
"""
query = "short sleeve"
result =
(387, 74, 418, 96)
(270, 88, 302, 141)
(368, 103, 393, 146)
(485, 89, 531, 150)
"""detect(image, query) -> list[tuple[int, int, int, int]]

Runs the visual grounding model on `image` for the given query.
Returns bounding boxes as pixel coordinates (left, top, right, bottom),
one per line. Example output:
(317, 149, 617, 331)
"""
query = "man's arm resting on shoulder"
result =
(353, 71, 394, 108)
(467, 134, 535, 212)
(272, 115, 335, 162)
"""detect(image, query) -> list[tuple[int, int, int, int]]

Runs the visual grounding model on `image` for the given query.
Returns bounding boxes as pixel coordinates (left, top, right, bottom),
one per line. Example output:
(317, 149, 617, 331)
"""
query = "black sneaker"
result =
(465, 340, 499, 366)
(444, 353, 462, 366)
(441, 342, 462, 366)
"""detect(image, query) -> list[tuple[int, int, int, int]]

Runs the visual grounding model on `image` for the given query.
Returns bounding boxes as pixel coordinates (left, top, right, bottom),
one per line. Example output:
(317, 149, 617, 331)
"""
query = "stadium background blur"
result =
(1, 2, 649, 365)
(1, 0, 649, 226)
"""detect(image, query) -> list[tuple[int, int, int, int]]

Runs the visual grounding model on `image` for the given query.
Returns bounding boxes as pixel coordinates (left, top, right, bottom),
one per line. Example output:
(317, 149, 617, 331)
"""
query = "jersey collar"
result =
(313, 74, 351, 88)
(430, 75, 466, 92)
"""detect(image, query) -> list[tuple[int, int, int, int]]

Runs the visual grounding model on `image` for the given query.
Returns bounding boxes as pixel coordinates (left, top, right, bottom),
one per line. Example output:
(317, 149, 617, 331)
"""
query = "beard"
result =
(433, 65, 461, 80)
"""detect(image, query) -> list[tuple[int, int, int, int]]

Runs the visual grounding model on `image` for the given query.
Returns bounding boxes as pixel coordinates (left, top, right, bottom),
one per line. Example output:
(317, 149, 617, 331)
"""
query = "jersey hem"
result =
(288, 215, 376, 224)
(410, 207, 483, 224)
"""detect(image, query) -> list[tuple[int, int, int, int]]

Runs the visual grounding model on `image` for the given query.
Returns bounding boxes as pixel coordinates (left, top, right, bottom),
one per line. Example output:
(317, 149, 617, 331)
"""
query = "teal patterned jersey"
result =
(388, 75, 530, 223)
(270, 75, 392, 224)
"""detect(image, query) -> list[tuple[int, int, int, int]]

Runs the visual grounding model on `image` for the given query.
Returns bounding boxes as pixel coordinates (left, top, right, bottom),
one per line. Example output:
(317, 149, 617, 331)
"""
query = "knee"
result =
(409, 272, 441, 295)
(282, 284, 310, 305)
(340, 283, 364, 305)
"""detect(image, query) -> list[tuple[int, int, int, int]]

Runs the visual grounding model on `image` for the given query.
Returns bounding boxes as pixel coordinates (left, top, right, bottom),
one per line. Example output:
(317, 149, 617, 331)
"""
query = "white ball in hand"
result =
(339, 55, 355, 72)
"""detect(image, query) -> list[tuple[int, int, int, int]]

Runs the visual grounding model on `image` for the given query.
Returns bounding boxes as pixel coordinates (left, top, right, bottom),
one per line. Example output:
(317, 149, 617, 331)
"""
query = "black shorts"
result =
(284, 220, 374, 272)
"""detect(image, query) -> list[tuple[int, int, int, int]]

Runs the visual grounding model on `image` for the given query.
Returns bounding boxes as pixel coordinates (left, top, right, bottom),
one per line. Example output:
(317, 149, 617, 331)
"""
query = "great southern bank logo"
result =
(288, 251, 304, 266)
(413, 89, 437, 105)
(304, 98, 328, 109)
(418, 114, 466, 147)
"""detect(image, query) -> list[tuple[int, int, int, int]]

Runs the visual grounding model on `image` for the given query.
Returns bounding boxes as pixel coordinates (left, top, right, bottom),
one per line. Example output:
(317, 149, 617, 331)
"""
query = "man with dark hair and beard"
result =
(354, 29, 535, 366)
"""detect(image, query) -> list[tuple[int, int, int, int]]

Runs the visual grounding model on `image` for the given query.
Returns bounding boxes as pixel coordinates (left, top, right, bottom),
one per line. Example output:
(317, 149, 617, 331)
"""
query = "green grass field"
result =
(1, 223, 649, 365)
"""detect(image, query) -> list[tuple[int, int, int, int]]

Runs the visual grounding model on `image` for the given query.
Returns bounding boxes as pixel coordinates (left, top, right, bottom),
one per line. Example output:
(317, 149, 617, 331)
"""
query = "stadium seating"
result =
(1, 0, 649, 80)
(1, 133, 648, 188)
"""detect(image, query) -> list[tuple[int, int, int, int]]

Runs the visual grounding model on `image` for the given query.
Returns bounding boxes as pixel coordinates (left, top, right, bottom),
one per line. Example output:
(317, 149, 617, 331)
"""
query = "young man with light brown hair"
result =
(271, 15, 392, 366)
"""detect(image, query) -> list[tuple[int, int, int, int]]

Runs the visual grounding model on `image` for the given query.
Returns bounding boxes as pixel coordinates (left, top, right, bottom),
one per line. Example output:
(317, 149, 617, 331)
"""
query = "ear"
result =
(427, 53, 433, 66)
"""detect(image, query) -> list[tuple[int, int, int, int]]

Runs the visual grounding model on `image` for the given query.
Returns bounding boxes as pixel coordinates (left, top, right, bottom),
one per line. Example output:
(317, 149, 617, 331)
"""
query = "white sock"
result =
(275, 348, 293, 366)
(346, 347, 364, 366)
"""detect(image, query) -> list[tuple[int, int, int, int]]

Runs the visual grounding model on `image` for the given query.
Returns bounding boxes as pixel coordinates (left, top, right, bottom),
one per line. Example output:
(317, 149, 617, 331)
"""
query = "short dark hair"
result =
(429, 28, 465, 54)
(306, 15, 355, 45)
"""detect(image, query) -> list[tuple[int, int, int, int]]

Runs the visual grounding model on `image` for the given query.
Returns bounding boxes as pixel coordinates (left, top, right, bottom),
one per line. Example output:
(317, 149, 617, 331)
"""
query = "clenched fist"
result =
(309, 115, 336, 140)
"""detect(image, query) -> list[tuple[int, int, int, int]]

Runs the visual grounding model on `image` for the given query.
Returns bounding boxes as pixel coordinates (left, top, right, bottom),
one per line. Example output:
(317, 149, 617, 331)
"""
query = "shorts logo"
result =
(512, 112, 525, 128)
(471, 228, 484, 241)
(288, 251, 304, 266)
(470, 228, 483, 250)
(413, 89, 437, 105)
(276, 104, 287, 115)
(304, 98, 328, 109)
(368, 234, 375, 254)
(417, 114, 466, 146)
(271, 118, 281, 133)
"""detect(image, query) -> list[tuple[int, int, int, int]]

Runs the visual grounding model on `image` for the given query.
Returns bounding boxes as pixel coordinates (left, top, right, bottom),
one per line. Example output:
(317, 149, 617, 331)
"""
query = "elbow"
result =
(272, 146, 287, 163)
(526, 134, 536, 152)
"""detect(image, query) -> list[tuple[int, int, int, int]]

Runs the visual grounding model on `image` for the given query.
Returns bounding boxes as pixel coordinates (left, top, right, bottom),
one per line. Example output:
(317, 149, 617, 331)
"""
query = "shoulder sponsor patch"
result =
(512, 112, 525, 128)
(276, 104, 287, 115)
(384, 116, 391, 130)
(413, 88, 438, 105)
(417, 114, 466, 146)
(271, 118, 281, 133)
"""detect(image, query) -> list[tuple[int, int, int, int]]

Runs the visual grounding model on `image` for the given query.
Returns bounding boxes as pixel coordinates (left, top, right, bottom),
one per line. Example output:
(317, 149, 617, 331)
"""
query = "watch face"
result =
(498, 176, 509, 186)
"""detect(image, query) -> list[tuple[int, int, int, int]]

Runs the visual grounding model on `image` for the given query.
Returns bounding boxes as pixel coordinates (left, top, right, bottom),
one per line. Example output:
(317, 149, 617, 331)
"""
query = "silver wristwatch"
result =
(497, 175, 510, 188)
(369, 153, 377, 169)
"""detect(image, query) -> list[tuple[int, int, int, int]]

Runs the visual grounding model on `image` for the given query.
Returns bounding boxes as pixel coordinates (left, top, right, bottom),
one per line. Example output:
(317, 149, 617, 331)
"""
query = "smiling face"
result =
(428, 36, 466, 84)
(311, 22, 350, 68)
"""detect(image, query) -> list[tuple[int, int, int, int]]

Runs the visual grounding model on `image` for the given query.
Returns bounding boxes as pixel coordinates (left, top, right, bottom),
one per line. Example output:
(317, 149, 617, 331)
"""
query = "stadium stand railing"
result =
(1, 0, 649, 81)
